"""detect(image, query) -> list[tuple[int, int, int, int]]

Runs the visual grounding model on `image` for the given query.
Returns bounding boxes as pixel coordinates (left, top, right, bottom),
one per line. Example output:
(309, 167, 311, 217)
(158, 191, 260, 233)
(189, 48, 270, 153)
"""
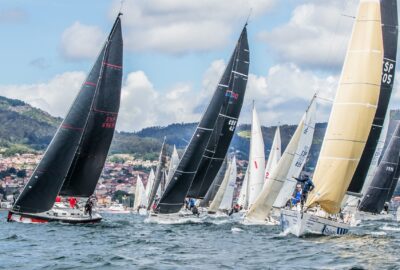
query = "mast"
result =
(359, 121, 400, 213)
(347, 0, 398, 194)
(60, 14, 123, 197)
(13, 14, 123, 214)
(185, 25, 250, 199)
(156, 25, 249, 214)
(247, 105, 266, 207)
(147, 138, 167, 210)
(306, 0, 384, 214)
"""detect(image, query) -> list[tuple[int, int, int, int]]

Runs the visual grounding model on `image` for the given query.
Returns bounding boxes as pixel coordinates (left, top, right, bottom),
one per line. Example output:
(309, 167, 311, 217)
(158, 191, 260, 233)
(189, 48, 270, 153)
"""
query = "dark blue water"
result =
(1, 211, 399, 269)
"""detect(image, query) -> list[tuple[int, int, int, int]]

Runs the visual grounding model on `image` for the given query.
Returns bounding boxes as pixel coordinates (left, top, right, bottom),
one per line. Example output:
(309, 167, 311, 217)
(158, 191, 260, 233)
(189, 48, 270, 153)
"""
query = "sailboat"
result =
(134, 175, 147, 215)
(281, 0, 397, 236)
(237, 166, 249, 210)
(145, 168, 156, 205)
(357, 121, 400, 220)
(273, 97, 316, 208)
(247, 105, 265, 208)
(245, 106, 309, 224)
(199, 157, 228, 209)
(152, 24, 249, 218)
(8, 14, 123, 224)
(208, 156, 237, 215)
(264, 125, 281, 184)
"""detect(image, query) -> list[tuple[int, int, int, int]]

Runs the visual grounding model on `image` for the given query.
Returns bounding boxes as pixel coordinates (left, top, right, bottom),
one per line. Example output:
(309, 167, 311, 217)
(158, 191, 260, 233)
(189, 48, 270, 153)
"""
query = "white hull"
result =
(280, 209, 350, 237)
(145, 208, 201, 224)
(8, 205, 102, 224)
(243, 215, 279, 226)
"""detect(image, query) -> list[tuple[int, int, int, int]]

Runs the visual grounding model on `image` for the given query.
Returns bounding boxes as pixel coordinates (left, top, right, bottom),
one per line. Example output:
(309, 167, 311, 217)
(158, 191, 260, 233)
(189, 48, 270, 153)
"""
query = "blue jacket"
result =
(295, 177, 315, 193)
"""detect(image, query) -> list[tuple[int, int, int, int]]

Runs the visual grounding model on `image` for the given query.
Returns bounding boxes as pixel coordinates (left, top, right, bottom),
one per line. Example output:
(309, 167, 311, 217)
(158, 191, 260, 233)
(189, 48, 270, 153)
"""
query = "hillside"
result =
(0, 96, 326, 169)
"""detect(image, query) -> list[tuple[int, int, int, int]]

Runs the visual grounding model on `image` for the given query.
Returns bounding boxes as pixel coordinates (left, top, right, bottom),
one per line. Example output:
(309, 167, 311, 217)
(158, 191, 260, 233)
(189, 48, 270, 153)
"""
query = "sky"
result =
(1, 0, 400, 132)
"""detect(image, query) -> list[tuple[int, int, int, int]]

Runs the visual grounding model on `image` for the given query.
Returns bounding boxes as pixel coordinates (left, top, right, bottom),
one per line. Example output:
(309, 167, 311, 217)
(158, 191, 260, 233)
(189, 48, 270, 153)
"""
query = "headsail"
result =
(247, 106, 266, 207)
(347, 0, 398, 194)
(219, 156, 237, 211)
(359, 121, 400, 213)
(13, 15, 123, 213)
(166, 145, 179, 187)
(145, 169, 155, 203)
(134, 175, 147, 210)
(208, 157, 233, 212)
(264, 126, 281, 185)
(246, 114, 305, 221)
(156, 25, 249, 214)
(185, 27, 250, 199)
(273, 97, 316, 208)
(306, 0, 384, 214)
(237, 166, 249, 209)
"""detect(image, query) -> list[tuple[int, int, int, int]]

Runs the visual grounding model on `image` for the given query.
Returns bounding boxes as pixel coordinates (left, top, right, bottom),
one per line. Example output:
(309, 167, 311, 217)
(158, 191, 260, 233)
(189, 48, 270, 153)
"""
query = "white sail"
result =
(166, 145, 179, 186)
(134, 175, 147, 210)
(248, 106, 266, 207)
(219, 156, 237, 210)
(145, 168, 155, 203)
(273, 98, 317, 208)
(264, 126, 281, 185)
(246, 115, 305, 222)
(237, 167, 249, 209)
(208, 159, 233, 212)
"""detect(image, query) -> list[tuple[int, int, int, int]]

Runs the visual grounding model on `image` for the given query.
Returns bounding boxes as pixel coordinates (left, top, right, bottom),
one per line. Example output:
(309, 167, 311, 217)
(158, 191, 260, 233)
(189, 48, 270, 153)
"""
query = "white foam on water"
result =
(380, 224, 400, 232)
(231, 227, 243, 233)
(369, 231, 387, 237)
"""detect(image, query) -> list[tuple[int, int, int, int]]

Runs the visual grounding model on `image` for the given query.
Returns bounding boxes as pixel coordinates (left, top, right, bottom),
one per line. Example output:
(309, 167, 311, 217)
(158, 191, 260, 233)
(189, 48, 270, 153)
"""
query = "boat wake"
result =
(380, 224, 400, 232)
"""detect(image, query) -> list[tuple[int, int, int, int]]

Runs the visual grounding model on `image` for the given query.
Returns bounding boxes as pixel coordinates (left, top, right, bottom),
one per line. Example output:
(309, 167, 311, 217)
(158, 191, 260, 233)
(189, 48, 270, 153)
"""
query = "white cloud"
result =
(60, 22, 105, 61)
(259, 0, 358, 70)
(109, 0, 275, 54)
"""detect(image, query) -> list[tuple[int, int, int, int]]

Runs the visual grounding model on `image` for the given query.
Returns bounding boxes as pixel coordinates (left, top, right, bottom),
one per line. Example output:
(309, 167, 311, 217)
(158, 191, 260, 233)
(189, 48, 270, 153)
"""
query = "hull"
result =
(8, 206, 102, 224)
(146, 208, 200, 223)
(280, 209, 350, 237)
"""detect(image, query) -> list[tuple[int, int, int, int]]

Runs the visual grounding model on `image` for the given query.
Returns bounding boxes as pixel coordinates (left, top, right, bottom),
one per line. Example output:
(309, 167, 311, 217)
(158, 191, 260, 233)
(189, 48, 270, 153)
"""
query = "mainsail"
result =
(199, 157, 228, 208)
(185, 27, 250, 199)
(347, 0, 398, 194)
(247, 106, 266, 207)
(246, 115, 305, 221)
(156, 25, 249, 214)
(306, 0, 384, 214)
(359, 121, 400, 213)
(13, 15, 123, 213)
(264, 126, 281, 184)
(147, 139, 167, 210)
(273, 98, 316, 208)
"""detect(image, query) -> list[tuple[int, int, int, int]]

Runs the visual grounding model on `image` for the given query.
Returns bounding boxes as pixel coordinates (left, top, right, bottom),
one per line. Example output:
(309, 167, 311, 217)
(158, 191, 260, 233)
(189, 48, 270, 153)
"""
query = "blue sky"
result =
(1, 0, 399, 132)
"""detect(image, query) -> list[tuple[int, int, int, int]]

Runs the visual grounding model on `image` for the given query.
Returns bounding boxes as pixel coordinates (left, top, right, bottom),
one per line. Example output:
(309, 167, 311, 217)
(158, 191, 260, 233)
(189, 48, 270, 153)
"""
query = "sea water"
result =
(1, 211, 399, 269)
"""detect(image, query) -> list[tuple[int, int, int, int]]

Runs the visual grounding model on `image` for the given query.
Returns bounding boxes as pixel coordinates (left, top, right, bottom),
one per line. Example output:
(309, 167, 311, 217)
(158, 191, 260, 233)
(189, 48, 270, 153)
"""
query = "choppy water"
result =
(1, 211, 399, 270)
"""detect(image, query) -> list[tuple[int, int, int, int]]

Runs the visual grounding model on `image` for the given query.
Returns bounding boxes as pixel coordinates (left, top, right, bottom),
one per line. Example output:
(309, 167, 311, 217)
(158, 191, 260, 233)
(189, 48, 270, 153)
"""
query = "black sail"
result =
(147, 139, 167, 210)
(59, 16, 123, 197)
(199, 157, 228, 207)
(156, 25, 249, 214)
(348, 0, 398, 193)
(13, 15, 123, 213)
(187, 29, 249, 199)
(359, 121, 400, 214)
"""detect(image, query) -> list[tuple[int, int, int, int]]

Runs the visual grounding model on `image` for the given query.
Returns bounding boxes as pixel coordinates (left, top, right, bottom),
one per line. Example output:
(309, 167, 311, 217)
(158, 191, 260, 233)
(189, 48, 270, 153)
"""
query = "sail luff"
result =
(306, 0, 384, 214)
(348, 0, 398, 193)
(247, 106, 266, 207)
(246, 115, 305, 221)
